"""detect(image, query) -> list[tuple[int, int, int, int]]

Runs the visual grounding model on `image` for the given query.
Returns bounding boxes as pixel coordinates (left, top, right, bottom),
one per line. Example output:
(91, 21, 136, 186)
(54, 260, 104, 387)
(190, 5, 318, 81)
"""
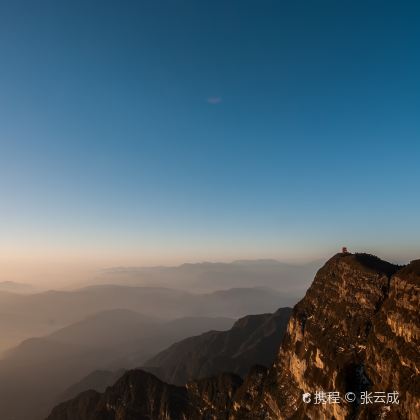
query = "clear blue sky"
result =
(0, 1, 419, 281)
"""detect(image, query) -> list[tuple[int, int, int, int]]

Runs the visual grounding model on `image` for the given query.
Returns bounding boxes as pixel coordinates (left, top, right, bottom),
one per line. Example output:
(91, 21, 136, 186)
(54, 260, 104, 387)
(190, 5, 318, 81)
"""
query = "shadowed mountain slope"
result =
(144, 307, 292, 385)
(56, 369, 126, 405)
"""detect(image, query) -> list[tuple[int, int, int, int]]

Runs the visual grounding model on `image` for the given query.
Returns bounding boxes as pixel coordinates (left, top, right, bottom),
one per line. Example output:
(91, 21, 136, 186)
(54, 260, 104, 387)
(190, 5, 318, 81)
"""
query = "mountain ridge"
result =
(143, 307, 292, 385)
(46, 252, 420, 420)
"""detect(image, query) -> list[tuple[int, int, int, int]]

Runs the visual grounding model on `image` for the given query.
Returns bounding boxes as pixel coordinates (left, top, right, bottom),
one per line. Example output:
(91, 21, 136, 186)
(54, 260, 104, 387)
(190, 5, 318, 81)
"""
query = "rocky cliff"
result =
(252, 253, 418, 420)
(46, 253, 420, 420)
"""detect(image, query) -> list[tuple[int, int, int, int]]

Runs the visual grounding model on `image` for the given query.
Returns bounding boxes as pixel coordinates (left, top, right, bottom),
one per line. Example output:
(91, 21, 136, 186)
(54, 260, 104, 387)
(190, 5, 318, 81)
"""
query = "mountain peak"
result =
(325, 251, 401, 276)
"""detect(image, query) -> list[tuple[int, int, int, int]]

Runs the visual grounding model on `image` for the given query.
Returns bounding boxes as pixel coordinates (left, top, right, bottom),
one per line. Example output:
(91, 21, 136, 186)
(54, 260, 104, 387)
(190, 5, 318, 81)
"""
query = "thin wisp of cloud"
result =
(207, 96, 222, 104)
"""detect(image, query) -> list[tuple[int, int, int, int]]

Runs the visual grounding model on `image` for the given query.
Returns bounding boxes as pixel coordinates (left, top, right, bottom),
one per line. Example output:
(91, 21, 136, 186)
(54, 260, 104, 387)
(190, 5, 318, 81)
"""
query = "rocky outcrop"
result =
(48, 369, 245, 420)
(253, 253, 406, 420)
(362, 259, 420, 420)
(48, 370, 191, 420)
(46, 253, 420, 420)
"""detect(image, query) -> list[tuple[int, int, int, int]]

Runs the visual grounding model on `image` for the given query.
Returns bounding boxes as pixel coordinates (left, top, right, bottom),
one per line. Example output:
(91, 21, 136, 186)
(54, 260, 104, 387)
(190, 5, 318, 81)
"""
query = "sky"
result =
(1, 1, 419, 284)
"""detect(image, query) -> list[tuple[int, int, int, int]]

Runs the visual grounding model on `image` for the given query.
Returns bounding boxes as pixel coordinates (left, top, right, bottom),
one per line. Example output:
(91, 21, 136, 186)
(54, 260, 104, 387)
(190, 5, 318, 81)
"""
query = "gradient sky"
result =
(1, 1, 419, 283)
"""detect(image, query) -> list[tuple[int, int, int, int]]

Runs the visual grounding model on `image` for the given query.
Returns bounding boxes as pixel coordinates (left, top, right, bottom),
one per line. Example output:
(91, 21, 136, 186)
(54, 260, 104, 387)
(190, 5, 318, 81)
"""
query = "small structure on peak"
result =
(342, 246, 349, 254)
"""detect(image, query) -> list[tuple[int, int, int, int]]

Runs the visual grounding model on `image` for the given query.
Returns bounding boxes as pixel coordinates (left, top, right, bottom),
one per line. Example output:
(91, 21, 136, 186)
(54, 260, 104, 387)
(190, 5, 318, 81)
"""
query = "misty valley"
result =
(0, 260, 313, 420)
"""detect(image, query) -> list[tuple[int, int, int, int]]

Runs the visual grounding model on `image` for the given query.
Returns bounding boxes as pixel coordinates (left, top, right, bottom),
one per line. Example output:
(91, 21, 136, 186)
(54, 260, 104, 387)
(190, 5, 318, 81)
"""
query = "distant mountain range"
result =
(0, 309, 234, 420)
(0, 258, 315, 359)
(94, 259, 320, 293)
(0, 261, 306, 420)
(0, 285, 296, 354)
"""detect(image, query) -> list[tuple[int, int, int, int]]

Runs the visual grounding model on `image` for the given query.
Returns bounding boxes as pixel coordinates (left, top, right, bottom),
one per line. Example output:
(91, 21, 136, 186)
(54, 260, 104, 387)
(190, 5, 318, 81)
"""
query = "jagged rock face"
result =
(48, 369, 244, 420)
(253, 254, 419, 420)
(46, 254, 420, 420)
(48, 370, 192, 420)
(187, 372, 243, 419)
(362, 260, 420, 420)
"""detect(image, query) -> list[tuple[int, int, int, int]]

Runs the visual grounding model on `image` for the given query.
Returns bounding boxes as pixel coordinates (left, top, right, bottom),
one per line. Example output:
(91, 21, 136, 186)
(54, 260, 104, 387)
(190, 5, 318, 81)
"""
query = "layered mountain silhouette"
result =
(0, 310, 234, 420)
(47, 253, 420, 420)
(0, 285, 292, 355)
(143, 307, 292, 385)
(97, 259, 319, 293)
